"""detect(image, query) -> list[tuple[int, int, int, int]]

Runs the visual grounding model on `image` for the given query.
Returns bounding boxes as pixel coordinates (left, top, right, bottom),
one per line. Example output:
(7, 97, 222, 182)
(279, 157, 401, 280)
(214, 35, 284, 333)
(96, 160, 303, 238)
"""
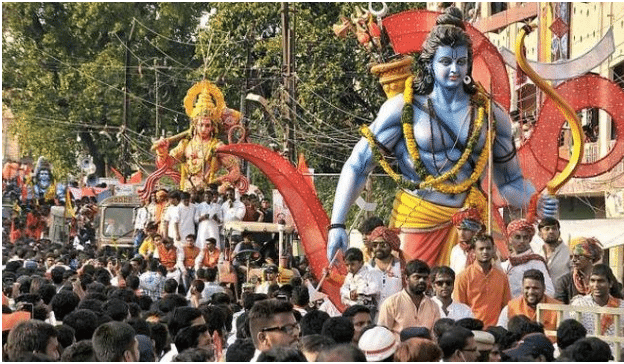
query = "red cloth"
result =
(400, 226, 454, 267)
(368, 226, 401, 252)
(451, 207, 482, 226)
(506, 219, 535, 237)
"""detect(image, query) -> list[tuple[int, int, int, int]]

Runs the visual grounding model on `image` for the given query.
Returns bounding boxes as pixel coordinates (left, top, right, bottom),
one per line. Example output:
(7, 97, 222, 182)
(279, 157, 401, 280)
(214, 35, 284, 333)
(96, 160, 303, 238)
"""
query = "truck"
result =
(96, 194, 142, 250)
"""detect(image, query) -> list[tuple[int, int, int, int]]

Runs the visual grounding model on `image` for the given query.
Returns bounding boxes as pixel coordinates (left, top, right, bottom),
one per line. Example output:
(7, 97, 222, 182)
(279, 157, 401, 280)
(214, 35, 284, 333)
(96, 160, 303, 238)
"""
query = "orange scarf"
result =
(572, 269, 591, 295)
(600, 295, 621, 334)
(508, 295, 561, 340)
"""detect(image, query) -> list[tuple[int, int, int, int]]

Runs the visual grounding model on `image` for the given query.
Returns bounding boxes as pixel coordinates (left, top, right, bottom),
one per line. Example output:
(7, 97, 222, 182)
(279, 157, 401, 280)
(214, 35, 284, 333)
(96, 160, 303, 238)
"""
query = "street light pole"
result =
(121, 20, 135, 179)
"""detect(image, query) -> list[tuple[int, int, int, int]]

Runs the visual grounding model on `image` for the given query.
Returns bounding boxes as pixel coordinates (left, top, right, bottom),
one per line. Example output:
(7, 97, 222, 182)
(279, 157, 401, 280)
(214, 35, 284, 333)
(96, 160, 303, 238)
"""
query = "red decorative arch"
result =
(217, 143, 346, 310)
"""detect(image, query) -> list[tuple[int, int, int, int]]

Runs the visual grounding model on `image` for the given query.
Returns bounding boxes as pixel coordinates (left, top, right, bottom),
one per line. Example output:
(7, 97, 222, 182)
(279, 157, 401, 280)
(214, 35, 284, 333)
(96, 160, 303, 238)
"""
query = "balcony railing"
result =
(536, 302, 623, 361)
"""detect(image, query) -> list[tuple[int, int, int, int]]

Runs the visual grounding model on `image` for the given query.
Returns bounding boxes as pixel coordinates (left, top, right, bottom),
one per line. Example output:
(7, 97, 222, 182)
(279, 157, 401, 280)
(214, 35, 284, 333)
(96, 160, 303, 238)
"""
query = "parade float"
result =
(138, 6, 624, 311)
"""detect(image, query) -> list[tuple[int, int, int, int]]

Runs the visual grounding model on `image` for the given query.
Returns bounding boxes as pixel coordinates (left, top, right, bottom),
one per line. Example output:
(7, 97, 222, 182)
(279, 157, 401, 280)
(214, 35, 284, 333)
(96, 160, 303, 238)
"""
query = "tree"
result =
(3, 2, 206, 178)
(197, 3, 424, 223)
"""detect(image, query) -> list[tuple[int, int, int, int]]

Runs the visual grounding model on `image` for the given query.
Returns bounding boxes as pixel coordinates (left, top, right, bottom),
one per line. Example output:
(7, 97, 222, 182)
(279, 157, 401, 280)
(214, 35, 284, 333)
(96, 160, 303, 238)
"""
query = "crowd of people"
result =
(2, 179, 623, 362)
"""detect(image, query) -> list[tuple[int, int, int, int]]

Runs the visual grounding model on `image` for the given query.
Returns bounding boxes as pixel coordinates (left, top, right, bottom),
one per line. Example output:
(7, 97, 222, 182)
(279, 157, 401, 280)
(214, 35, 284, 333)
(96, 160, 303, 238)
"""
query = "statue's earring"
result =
(425, 74, 433, 84)
(463, 76, 472, 85)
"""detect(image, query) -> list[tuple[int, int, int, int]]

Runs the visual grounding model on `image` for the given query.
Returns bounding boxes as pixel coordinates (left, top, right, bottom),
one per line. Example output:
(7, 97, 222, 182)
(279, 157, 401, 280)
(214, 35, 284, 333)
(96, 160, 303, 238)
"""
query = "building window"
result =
(491, 2, 508, 15)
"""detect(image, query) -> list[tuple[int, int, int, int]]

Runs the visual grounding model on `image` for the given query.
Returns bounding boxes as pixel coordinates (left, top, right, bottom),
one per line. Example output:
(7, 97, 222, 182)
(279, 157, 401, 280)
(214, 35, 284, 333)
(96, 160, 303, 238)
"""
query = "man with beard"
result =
(449, 208, 483, 276)
(536, 217, 570, 285)
(496, 269, 561, 341)
(377, 259, 440, 334)
(555, 237, 603, 304)
(367, 226, 404, 307)
(455, 234, 511, 327)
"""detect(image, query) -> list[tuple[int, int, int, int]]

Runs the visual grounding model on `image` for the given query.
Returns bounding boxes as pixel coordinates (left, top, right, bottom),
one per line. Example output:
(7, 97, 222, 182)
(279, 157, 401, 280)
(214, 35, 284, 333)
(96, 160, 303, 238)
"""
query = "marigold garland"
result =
(361, 76, 496, 194)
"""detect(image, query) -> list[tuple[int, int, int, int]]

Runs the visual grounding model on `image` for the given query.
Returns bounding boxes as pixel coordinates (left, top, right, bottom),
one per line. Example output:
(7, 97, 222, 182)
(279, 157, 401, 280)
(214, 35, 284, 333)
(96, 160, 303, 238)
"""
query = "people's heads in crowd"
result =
(368, 226, 402, 261)
(60, 340, 96, 362)
(556, 319, 587, 350)
(174, 324, 213, 353)
(451, 207, 483, 243)
(103, 298, 130, 321)
(359, 216, 384, 247)
(358, 325, 398, 362)
(438, 326, 477, 362)
(430, 266, 456, 300)
(394, 337, 443, 362)
(342, 304, 372, 343)
(225, 338, 256, 362)
(502, 332, 554, 362)
(248, 298, 300, 352)
(399, 326, 432, 342)
(172, 347, 215, 362)
(472, 234, 496, 264)
(506, 219, 535, 255)
(590, 263, 622, 299)
(560, 336, 613, 362)
(298, 334, 335, 362)
(405, 259, 430, 296)
(256, 346, 308, 362)
(569, 236, 603, 269)
(507, 315, 544, 339)
(472, 330, 495, 362)
(168, 306, 205, 338)
(344, 247, 364, 275)
(300, 309, 330, 336)
(432, 317, 456, 342)
(455, 317, 484, 331)
(537, 217, 560, 245)
(54, 324, 76, 350)
(316, 343, 367, 362)
(291, 285, 309, 308)
(91, 321, 139, 362)
(50, 290, 80, 321)
(321, 316, 354, 344)
(5, 320, 61, 361)
(522, 269, 546, 306)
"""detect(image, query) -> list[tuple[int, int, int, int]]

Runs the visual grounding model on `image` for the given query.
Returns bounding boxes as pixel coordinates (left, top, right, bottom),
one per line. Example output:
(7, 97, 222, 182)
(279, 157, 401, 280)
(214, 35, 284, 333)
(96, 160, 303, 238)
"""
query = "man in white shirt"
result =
(501, 219, 554, 298)
(340, 247, 380, 319)
(431, 266, 474, 320)
(221, 186, 246, 248)
(366, 226, 403, 307)
(162, 191, 181, 244)
(449, 207, 483, 276)
(175, 192, 196, 248)
(195, 190, 222, 251)
(536, 217, 570, 285)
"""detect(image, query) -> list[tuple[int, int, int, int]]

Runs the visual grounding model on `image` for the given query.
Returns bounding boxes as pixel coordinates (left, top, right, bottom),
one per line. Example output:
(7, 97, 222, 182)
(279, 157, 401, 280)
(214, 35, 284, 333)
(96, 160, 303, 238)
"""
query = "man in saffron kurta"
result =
(497, 269, 561, 342)
(455, 234, 511, 327)
(377, 259, 440, 335)
(195, 237, 220, 271)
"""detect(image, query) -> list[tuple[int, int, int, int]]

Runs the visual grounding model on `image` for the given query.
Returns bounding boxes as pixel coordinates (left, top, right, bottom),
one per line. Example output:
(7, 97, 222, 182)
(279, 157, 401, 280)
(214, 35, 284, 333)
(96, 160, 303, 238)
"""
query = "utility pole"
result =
(122, 20, 135, 179)
(281, 2, 296, 163)
(154, 58, 160, 139)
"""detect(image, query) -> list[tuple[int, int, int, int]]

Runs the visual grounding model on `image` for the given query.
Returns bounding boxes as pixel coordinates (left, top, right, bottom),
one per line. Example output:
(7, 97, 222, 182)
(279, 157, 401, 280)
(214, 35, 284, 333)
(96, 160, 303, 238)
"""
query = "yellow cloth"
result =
(389, 190, 459, 266)
(139, 237, 156, 257)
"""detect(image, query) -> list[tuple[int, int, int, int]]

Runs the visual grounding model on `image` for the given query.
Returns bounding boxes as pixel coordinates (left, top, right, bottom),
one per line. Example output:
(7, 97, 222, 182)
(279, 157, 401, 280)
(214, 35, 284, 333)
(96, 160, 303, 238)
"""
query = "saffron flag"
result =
(65, 188, 76, 218)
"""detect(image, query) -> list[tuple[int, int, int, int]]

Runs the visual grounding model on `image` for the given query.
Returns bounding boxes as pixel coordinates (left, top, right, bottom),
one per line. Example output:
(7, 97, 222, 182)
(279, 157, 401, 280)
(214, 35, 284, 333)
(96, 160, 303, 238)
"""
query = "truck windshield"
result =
(103, 207, 134, 238)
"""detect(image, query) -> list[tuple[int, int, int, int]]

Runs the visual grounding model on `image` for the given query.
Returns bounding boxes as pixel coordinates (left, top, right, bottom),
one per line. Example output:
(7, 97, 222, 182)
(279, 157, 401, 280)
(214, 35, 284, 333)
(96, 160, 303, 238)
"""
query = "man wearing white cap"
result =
(358, 326, 398, 362)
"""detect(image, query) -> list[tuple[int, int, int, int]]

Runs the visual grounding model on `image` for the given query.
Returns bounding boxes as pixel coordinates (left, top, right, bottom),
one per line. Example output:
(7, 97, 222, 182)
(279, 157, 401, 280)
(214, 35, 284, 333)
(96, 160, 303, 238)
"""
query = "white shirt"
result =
(369, 258, 403, 307)
(340, 263, 381, 307)
(450, 244, 469, 276)
(496, 305, 511, 328)
(570, 294, 624, 353)
(134, 206, 150, 230)
(221, 199, 246, 231)
(194, 201, 222, 250)
(176, 202, 196, 243)
(501, 249, 555, 298)
(164, 205, 179, 241)
(432, 296, 474, 320)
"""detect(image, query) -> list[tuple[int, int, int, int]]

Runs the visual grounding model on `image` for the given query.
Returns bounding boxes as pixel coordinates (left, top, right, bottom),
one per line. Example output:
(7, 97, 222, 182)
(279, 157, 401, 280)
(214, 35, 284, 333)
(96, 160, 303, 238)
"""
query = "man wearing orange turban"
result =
(368, 226, 404, 307)
(449, 208, 483, 275)
(501, 219, 554, 298)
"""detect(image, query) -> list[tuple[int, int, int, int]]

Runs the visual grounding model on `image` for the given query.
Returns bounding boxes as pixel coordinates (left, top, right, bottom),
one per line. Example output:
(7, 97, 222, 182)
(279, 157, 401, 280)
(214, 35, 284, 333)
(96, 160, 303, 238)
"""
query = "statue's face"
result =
(197, 117, 215, 139)
(38, 169, 51, 186)
(432, 45, 468, 89)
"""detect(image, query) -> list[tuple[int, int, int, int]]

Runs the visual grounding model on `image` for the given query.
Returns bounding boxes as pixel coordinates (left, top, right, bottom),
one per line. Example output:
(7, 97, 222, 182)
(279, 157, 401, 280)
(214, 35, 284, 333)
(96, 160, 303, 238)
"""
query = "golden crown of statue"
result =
(184, 80, 226, 121)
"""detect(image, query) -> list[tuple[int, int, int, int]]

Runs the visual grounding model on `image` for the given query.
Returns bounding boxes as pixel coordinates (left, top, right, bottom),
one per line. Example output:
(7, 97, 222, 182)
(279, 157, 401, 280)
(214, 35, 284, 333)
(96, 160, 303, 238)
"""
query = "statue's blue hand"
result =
(327, 227, 348, 263)
(538, 194, 559, 219)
